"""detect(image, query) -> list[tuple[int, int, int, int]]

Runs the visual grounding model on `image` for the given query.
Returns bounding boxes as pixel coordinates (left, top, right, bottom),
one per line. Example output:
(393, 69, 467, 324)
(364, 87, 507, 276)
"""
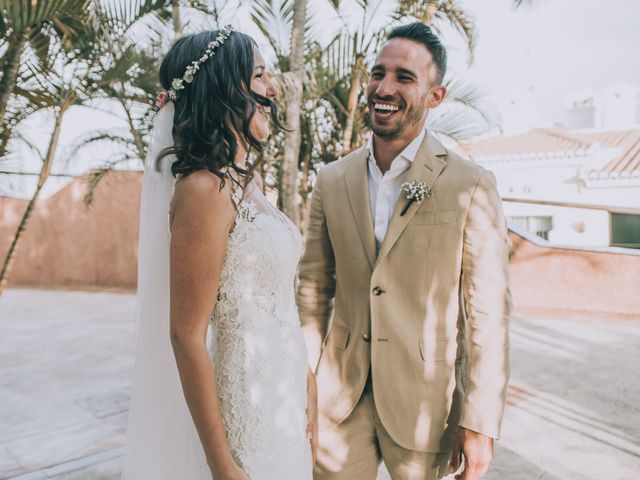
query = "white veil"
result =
(122, 103, 208, 479)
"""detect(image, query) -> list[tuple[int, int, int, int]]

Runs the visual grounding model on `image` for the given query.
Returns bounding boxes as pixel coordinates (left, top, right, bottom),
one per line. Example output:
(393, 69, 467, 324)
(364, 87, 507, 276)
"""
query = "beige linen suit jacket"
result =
(297, 132, 511, 453)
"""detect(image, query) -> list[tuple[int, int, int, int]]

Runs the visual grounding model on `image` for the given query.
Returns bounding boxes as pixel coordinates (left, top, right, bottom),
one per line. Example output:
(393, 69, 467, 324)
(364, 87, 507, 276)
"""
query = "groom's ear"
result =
(426, 84, 446, 109)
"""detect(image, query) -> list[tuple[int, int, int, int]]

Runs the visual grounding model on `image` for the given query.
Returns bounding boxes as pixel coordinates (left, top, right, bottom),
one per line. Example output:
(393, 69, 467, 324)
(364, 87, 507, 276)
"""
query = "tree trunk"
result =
(424, 2, 437, 25)
(280, 0, 307, 225)
(0, 122, 15, 161)
(299, 144, 311, 236)
(341, 55, 365, 154)
(172, 0, 182, 38)
(0, 108, 64, 295)
(0, 28, 30, 157)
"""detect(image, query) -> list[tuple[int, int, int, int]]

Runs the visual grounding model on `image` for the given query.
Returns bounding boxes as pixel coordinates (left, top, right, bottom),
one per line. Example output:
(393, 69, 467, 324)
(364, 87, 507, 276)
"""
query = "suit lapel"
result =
(344, 147, 377, 270)
(377, 133, 448, 264)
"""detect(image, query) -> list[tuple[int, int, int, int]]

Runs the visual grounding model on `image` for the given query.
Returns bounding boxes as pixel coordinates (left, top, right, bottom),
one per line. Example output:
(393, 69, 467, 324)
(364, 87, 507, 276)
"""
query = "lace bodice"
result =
(215, 182, 302, 329)
(207, 181, 312, 479)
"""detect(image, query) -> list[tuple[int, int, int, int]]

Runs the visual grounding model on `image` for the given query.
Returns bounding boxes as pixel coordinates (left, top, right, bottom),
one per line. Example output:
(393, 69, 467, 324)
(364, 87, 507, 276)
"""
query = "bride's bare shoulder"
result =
(170, 170, 235, 230)
(174, 170, 232, 206)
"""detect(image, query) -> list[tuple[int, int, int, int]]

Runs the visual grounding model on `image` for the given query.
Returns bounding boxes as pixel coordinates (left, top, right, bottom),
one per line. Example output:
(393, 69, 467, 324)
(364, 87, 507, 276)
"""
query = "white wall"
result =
(503, 202, 610, 247)
(482, 150, 639, 248)
(480, 149, 640, 211)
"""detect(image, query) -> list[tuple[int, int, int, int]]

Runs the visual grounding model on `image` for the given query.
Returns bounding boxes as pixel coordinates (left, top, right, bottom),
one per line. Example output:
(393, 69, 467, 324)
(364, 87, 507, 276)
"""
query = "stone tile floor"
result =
(1, 289, 639, 479)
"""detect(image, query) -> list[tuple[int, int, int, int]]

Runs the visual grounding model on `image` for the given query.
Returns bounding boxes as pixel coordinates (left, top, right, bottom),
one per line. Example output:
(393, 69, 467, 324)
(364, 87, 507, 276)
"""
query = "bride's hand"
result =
(306, 368, 319, 464)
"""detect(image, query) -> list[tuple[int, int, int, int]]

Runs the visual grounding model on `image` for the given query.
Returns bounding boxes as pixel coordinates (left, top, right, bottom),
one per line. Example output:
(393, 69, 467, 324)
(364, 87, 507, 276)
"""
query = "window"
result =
(509, 216, 553, 241)
(610, 213, 640, 249)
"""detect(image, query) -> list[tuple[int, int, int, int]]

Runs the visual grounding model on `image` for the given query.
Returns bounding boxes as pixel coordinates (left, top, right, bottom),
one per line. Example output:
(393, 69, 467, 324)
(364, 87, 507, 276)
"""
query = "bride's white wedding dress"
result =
(205, 181, 312, 478)
(122, 104, 312, 480)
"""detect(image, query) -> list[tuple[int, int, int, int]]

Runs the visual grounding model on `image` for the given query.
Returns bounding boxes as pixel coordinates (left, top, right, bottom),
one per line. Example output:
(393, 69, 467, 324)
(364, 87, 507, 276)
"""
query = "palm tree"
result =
(50, 0, 241, 205)
(0, 0, 177, 293)
(251, 0, 317, 225)
(280, 0, 307, 224)
(0, 0, 91, 158)
(324, 0, 389, 154)
(250, 0, 489, 228)
(0, 0, 186, 162)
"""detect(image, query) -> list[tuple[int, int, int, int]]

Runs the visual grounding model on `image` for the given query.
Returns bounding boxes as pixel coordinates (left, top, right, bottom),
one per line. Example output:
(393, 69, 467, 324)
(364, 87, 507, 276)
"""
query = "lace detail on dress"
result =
(208, 180, 311, 479)
(231, 182, 258, 224)
(212, 206, 266, 477)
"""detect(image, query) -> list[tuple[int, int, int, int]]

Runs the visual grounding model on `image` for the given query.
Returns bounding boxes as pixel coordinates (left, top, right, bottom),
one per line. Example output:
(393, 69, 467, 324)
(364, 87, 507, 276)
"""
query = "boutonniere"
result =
(400, 180, 432, 216)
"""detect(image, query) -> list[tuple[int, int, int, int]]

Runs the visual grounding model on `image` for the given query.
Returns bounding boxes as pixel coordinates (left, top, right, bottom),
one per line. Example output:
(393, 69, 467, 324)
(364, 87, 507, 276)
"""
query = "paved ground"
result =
(1, 289, 639, 480)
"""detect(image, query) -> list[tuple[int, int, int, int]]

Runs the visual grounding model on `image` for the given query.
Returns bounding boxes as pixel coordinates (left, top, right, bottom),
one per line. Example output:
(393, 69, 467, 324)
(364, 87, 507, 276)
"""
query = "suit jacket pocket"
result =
(413, 210, 457, 225)
(330, 323, 350, 350)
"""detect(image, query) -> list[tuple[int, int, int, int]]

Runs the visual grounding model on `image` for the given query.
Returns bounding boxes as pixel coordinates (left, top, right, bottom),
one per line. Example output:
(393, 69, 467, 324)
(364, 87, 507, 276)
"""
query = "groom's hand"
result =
(449, 427, 494, 480)
(306, 368, 319, 464)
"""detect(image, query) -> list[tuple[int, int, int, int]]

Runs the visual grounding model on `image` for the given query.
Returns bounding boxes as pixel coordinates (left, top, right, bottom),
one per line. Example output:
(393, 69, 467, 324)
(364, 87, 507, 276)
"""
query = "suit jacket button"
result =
(362, 333, 371, 342)
(372, 287, 383, 296)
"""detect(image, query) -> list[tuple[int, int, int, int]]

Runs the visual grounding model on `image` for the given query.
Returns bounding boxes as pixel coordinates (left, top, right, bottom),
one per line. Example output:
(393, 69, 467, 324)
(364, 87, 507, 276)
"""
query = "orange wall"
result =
(2, 171, 639, 318)
(0, 171, 141, 291)
(508, 230, 640, 318)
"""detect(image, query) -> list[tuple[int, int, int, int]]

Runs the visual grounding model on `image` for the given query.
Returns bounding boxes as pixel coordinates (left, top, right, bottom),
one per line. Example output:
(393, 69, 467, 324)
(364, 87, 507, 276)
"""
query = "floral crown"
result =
(156, 25, 235, 109)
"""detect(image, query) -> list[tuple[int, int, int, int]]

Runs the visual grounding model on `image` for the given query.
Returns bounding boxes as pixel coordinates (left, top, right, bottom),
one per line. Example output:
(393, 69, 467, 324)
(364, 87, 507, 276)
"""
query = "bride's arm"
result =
(169, 171, 246, 480)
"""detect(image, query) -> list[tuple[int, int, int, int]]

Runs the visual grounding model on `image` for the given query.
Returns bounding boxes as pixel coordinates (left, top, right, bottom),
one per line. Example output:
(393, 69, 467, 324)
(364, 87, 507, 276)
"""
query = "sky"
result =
(3, 0, 640, 198)
(456, 0, 640, 132)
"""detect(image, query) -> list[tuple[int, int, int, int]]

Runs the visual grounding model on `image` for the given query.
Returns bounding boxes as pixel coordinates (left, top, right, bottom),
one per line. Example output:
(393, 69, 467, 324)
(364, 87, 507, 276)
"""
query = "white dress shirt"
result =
(367, 129, 427, 250)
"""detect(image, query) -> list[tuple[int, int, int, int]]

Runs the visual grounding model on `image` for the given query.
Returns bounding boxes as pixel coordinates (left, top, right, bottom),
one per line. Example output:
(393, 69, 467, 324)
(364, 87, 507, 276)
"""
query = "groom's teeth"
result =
(374, 103, 399, 112)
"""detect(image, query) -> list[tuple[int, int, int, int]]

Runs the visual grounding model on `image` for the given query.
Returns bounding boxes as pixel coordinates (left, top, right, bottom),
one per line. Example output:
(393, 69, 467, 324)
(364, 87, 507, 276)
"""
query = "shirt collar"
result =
(366, 128, 427, 166)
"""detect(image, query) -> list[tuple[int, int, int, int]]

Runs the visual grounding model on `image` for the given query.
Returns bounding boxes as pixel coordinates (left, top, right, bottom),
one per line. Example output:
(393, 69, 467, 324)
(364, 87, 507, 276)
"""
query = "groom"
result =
(297, 22, 511, 480)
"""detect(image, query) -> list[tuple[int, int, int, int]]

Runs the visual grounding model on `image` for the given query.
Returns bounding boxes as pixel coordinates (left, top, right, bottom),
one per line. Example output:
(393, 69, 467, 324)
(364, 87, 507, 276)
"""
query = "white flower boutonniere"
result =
(400, 180, 432, 216)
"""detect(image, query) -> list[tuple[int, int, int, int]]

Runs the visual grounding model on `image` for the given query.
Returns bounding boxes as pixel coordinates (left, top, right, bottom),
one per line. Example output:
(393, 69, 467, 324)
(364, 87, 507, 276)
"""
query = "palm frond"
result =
(393, 0, 476, 62)
(427, 78, 500, 141)
(84, 167, 110, 205)
(185, 0, 239, 27)
(83, 155, 140, 205)
(427, 108, 485, 142)
(250, 0, 295, 67)
(443, 78, 499, 130)
(27, 28, 54, 68)
(94, 0, 172, 39)
(12, 86, 58, 109)
(0, 0, 90, 36)
(433, 0, 476, 63)
(512, 0, 536, 9)
(8, 130, 45, 162)
(68, 129, 138, 162)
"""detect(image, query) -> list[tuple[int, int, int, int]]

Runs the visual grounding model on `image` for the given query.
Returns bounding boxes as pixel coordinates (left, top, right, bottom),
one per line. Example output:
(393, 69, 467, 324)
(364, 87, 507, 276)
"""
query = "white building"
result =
(563, 82, 639, 130)
(465, 126, 640, 249)
(464, 82, 640, 249)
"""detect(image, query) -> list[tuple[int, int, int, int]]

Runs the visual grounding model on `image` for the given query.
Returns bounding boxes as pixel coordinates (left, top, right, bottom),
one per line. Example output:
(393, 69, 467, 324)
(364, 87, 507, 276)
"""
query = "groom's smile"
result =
(366, 37, 446, 143)
(371, 98, 403, 122)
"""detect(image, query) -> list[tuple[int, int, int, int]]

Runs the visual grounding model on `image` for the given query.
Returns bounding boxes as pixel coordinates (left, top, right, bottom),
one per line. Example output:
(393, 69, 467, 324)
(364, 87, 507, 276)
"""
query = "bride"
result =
(122, 26, 317, 480)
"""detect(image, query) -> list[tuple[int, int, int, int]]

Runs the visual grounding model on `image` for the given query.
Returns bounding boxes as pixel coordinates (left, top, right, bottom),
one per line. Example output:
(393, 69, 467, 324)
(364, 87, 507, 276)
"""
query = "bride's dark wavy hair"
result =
(158, 29, 280, 183)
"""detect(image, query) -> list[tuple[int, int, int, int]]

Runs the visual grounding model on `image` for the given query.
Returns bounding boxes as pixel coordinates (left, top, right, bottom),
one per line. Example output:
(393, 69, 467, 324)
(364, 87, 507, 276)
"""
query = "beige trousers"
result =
(314, 381, 453, 480)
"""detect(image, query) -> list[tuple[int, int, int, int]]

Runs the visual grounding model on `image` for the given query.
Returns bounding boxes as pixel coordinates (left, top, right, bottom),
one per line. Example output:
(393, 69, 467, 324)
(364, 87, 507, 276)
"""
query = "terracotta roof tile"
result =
(467, 127, 640, 177)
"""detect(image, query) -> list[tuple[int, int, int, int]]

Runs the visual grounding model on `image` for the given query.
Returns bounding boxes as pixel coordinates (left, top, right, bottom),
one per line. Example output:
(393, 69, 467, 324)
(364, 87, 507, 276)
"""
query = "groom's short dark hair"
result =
(387, 22, 447, 85)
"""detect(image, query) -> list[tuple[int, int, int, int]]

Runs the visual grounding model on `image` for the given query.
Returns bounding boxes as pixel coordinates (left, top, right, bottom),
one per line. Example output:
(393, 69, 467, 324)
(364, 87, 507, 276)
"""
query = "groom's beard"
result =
(372, 120, 403, 140)
(370, 92, 428, 140)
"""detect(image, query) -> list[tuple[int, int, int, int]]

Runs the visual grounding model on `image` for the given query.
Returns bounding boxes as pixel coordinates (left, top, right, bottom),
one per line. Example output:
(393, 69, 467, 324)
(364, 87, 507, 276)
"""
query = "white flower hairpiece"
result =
(400, 180, 432, 216)
(163, 24, 235, 104)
